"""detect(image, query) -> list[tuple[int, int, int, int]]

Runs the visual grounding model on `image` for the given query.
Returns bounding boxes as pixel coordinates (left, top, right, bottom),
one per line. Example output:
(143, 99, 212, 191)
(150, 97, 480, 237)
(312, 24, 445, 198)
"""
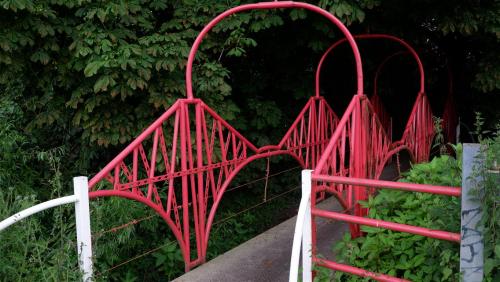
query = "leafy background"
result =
(0, 0, 498, 280)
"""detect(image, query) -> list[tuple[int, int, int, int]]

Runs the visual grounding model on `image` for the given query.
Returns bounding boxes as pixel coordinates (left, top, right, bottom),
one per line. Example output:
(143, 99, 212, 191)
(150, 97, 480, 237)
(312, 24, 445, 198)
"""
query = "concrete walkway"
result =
(173, 197, 348, 282)
(173, 158, 404, 282)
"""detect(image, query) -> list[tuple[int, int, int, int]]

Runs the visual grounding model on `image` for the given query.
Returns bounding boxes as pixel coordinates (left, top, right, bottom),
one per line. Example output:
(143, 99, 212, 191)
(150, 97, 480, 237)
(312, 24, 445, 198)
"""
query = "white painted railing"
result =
(289, 170, 313, 282)
(0, 176, 93, 282)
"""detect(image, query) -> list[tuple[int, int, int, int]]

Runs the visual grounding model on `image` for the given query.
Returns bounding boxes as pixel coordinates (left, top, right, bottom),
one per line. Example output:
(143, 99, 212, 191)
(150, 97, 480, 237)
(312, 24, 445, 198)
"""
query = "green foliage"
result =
(0, 189, 81, 281)
(319, 0, 380, 24)
(324, 148, 462, 281)
(0, 0, 295, 147)
(402, 145, 462, 186)
(0, 94, 37, 191)
(0, 130, 81, 280)
(473, 52, 500, 93)
(474, 111, 490, 142)
(151, 242, 184, 280)
(0, 0, 498, 280)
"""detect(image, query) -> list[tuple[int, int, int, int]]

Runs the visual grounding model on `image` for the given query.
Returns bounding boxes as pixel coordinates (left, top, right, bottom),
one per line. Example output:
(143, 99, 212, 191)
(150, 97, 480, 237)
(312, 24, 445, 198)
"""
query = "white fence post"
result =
(289, 170, 313, 282)
(73, 176, 93, 281)
(301, 170, 313, 282)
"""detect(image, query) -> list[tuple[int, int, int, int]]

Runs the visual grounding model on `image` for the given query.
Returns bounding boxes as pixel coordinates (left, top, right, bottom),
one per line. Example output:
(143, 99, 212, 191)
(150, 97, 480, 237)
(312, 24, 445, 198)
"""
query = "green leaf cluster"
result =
(319, 0, 380, 25)
(0, 0, 323, 147)
(324, 148, 462, 281)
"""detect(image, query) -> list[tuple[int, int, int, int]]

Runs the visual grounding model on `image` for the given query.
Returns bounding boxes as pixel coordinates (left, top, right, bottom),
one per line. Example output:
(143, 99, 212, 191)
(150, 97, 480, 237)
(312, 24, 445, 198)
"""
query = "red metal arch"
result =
(371, 51, 411, 136)
(88, 2, 363, 271)
(373, 51, 409, 98)
(315, 34, 425, 99)
(312, 70, 434, 238)
(202, 150, 305, 250)
(185, 1, 365, 99)
(314, 34, 433, 178)
(88, 189, 190, 269)
(88, 96, 339, 270)
(375, 145, 416, 179)
(304, 39, 455, 282)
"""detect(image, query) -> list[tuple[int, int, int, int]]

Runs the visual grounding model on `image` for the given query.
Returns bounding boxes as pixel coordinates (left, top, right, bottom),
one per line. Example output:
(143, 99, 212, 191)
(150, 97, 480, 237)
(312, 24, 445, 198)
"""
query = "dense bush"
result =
(323, 146, 462, 281)
(0, 94, 80, 280)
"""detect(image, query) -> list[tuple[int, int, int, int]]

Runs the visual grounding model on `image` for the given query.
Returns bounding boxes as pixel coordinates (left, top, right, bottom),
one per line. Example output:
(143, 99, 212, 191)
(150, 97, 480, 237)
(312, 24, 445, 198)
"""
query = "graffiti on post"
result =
(460, 144, 484, 282)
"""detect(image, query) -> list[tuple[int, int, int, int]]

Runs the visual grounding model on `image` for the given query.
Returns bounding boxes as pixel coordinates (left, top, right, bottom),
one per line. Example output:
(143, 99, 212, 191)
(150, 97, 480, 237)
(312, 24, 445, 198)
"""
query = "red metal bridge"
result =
(86, 2, 459, 280)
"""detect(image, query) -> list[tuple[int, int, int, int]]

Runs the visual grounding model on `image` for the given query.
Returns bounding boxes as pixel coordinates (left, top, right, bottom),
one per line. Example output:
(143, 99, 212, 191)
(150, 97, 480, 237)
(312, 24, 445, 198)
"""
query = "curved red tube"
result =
(202, 149, 306, 252)
(373, 51, 409, 98)
(315, 34, 425, 98)
(185, 1, 364, 100)
(88, 190, 191, 269)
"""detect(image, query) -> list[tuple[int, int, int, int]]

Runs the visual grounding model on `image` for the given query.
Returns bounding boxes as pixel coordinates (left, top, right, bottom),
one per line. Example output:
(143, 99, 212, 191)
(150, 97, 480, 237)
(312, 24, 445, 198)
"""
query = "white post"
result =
(73, 176, 93, 282)
(289, 170, 313, 282)
(301, 170, 313, 282)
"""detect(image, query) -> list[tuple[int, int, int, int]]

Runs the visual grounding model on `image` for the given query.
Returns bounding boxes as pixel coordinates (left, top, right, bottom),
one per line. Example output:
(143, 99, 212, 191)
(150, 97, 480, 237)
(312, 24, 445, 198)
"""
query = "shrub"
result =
(326, 146, 462, 281)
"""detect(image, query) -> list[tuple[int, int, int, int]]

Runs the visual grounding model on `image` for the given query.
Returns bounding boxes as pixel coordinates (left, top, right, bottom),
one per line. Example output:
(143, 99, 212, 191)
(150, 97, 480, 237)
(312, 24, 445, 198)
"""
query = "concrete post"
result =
(460, 144, 484, 282)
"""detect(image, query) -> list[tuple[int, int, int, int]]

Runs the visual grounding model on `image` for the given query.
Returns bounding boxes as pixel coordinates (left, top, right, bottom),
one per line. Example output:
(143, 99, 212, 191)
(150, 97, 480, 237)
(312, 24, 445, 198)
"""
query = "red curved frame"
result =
(84, 5, 439, 279)
(315, 34, 425, 99)
(186, 1, 365, 99)
(88, 1, 363, 271)
(373, 51, 409, 98)
(311, 34, 434, 239)
(371, 51, 409, 135)
(314, 34, 432, 167)
(305, 43, 457, 280)
(314, 34, 426, 145)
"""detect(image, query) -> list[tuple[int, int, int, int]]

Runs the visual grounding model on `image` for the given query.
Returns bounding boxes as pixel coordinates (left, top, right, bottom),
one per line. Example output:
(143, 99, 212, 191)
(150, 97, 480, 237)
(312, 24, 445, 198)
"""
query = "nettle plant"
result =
(322, 146, 462, 282)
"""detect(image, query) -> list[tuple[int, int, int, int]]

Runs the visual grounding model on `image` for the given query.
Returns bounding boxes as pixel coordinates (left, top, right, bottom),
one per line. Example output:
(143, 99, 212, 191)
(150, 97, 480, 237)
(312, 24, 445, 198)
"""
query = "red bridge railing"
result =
(290, 31, 445, 279)
(83, 1, 449, 276)
(290, 171, 461, 282)
(314, 33, 435, 236)
(87, 1, 363, 271)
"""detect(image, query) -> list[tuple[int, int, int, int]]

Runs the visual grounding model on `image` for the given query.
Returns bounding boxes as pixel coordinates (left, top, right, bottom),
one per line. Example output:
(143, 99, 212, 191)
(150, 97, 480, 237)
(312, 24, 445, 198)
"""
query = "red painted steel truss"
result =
(87, 1, 444, 274)
(88, 1, 366, 270)
(314, 34, 435, 236)
(89, 96, 338, 269)
(312, 91, 434, 238)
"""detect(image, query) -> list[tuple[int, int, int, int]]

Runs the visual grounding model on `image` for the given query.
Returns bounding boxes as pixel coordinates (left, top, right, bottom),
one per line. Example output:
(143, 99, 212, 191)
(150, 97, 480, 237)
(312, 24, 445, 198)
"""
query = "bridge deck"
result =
(173, 196, 346, 282)
(173, 160, 404, 281)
